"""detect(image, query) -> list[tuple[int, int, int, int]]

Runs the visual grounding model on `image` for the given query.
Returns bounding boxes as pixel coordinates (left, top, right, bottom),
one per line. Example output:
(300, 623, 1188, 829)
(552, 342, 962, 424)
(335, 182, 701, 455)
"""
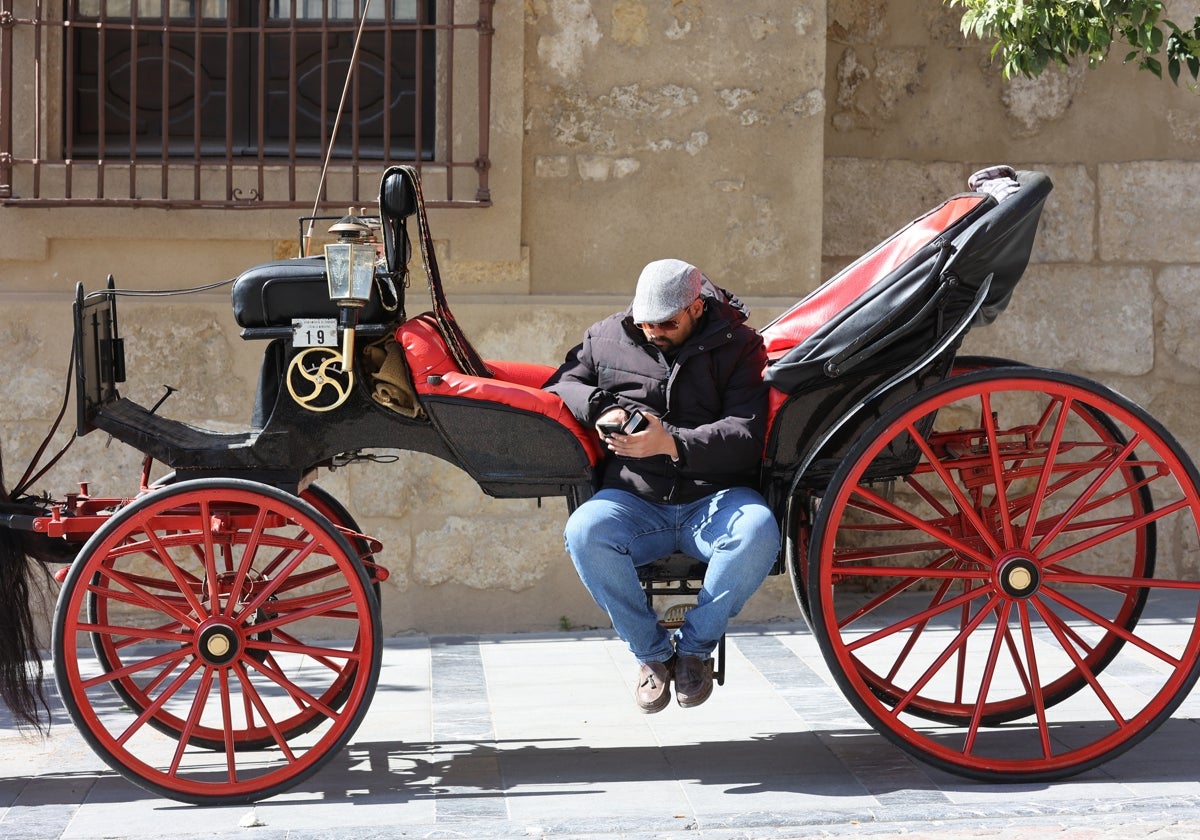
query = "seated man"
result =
(545, 259, 780, 712)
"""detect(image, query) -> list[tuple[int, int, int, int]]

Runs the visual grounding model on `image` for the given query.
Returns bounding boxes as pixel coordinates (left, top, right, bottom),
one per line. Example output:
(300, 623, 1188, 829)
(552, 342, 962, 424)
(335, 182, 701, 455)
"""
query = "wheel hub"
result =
(996, 554, 1042, 599)
(196, 622, 241, 666)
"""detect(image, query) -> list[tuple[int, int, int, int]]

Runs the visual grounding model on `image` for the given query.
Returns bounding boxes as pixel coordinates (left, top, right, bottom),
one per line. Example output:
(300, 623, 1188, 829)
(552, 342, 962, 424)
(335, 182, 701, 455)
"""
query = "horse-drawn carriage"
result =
(4, 163, 1200, 805)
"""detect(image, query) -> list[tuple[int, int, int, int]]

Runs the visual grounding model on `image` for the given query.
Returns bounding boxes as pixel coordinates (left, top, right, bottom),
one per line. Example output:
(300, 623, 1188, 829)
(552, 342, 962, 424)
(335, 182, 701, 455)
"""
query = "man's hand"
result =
(598, 411, 678, 460)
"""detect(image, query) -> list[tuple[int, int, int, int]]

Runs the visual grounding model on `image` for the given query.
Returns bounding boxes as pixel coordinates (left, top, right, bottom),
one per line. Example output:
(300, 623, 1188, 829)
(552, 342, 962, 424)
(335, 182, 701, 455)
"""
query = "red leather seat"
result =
(397, 313, 605, 465)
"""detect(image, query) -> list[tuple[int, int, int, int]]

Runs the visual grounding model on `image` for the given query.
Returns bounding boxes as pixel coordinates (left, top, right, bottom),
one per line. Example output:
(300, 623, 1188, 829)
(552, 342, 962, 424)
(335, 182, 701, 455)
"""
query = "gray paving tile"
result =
(3, 621, 1200, 838)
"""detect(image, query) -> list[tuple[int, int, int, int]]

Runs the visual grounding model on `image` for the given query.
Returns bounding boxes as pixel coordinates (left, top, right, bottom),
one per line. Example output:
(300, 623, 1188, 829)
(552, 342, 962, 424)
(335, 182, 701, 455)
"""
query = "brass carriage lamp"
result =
(325, 210, 377, 304)
(324, 210, 378, 368)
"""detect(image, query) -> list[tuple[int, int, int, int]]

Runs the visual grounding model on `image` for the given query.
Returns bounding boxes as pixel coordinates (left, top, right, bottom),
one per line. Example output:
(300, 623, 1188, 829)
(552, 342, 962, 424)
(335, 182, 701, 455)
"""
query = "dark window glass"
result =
(67, 0, 435, 159)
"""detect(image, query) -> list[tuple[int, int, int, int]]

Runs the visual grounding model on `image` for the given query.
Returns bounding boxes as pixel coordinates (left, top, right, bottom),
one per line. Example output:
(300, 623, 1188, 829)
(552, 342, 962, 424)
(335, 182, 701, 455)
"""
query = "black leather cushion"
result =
(231, 257, 390, 328)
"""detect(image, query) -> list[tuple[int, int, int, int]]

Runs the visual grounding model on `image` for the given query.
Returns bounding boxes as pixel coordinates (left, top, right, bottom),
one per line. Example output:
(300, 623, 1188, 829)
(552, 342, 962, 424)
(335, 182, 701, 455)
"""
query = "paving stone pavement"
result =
(4, 623, 1200, 840)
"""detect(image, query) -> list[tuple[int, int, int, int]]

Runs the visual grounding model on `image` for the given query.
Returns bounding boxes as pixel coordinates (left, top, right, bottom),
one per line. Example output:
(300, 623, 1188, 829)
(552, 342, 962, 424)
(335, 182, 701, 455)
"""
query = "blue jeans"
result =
(563, 487, 781, 664)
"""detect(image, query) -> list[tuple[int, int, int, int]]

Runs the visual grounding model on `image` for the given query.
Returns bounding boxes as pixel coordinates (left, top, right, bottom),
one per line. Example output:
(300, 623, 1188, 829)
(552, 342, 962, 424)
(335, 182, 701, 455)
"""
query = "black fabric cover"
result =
(764, 170, 1053, 395)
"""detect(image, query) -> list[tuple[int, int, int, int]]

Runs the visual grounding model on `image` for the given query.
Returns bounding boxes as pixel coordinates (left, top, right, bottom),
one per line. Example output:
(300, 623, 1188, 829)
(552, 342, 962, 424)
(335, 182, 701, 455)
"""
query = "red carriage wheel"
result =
(806, 368, 1200, 781)
(887, 359, 1155, 723)
(84, 483, 379, 752)
(786, 491, 818, 623)
(53, 479, 382, 804)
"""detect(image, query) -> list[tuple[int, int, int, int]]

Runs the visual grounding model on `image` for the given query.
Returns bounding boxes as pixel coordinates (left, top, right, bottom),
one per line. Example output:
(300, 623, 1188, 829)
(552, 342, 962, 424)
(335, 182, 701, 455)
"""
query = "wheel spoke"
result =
(143, 527, 208, 617)
(1030, 596, 1127, 725)
(841, 482, 994, 566)
(846, 585, 990, 652)
(170, 666, 215, 775)
(241, 655, 341, 721)
(980, 392, 1018, 548)
(1018, 395, 1073, 549)
(1032, 433, 1142, 555)
(220, 507, 270, 621)
(118, 658, 204, 747)
(250, 592, 366, 635)
(80, 645, 192, 691)
(1015, 600, 1053, 759)
(1039, 498, 1190, 569)
(86, 566, 198, 628)
(1039, 586, 1182, 667)
(963, 599, 1013, 753)
(906, 420, 1005, 556)
(76, 621, 190, 645)
(888, 594, 1002, 716)
(233, 662, 297, 761)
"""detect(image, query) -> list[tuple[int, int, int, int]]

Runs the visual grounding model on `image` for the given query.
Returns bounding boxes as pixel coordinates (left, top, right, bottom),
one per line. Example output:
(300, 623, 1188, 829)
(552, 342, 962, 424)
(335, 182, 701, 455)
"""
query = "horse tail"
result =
(0, 450, 58, 733)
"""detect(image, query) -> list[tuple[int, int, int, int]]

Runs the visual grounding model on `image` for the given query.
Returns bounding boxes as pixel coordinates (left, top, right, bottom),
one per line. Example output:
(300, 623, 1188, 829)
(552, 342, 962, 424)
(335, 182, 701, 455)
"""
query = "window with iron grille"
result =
(0, 0, 494, 207)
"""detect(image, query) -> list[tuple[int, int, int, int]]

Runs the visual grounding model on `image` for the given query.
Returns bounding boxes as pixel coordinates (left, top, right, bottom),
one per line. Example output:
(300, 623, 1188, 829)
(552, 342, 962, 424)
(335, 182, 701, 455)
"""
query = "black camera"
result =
(597, 410, 649, 437)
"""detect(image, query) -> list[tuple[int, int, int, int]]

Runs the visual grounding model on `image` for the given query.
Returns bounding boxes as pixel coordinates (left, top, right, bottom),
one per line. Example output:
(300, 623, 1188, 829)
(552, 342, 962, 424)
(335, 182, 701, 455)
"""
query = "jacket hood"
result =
(700, 277, 751, 320)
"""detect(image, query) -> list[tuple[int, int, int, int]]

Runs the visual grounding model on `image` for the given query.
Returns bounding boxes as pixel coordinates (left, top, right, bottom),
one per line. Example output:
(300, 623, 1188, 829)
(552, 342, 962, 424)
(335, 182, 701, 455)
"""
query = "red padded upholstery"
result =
(760, 194, 986, 360)
(399, 313, 462, 382)
(396, 314, 604, 465)
(484, 359, 558, 389)
(767, 387, 788, 432)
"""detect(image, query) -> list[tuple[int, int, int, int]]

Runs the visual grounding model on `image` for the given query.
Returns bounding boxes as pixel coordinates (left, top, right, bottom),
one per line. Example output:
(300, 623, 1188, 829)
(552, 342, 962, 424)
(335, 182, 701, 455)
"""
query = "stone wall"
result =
(1, 0, 825, 639)
(5, 0, 1200, 641)
(521, 0, 827, 297)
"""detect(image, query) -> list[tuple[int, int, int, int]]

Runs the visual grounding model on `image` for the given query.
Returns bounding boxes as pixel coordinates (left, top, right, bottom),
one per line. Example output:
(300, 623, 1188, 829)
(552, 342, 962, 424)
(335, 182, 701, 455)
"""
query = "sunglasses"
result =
(635, 316, 685, 330)
(635, 298, 700, 331)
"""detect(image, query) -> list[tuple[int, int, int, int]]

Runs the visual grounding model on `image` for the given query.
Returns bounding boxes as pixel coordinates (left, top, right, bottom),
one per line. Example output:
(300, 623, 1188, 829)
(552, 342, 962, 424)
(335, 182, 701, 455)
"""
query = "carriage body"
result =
(16, 165, 1200, 804)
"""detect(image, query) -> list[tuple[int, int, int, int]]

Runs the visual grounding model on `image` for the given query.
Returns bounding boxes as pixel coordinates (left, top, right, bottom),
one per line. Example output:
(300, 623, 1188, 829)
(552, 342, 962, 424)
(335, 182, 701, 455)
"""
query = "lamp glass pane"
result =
(325, 243, 352, 299)
(349, 245, 377, 301)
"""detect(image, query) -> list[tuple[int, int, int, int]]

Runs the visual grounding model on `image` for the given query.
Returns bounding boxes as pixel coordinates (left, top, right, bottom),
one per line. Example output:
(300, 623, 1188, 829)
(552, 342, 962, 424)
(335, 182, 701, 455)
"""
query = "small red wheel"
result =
(53, 478, 382, 804)
(807, 368, 1200, 781)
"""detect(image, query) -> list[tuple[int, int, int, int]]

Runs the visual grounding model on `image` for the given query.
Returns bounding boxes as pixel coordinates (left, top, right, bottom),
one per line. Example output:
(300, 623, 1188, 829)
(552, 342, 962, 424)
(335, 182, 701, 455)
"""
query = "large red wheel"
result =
(84, 482, 380, 753)
(806, 368, 1200, 781)
(53, 479, 382, 804)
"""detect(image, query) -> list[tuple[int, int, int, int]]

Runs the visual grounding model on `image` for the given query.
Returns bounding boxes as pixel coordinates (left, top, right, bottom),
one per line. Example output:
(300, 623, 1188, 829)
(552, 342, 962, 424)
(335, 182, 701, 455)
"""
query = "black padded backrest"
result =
(380, 167, 418, 219)
(379, 166, 416, 283)
(74, 280, 125, 436)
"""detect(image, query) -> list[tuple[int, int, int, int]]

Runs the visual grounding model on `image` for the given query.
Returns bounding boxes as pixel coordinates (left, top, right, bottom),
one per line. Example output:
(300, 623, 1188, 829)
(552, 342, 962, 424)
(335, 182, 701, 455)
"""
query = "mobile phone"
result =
(597, 410, 649, 437)
(596, 419, 623, 437)
(621, 410, 649, 434)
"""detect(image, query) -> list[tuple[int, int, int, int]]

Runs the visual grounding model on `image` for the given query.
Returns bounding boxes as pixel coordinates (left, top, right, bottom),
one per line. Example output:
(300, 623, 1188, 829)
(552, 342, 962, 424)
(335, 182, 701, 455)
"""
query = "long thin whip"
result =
(304, 0, 374, 256)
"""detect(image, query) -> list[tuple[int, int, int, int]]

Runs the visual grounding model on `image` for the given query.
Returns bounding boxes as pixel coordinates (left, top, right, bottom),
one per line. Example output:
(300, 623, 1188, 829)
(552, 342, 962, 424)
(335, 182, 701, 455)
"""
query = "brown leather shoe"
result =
(674, 655, 713, 708)
(635, 658, 674, 713)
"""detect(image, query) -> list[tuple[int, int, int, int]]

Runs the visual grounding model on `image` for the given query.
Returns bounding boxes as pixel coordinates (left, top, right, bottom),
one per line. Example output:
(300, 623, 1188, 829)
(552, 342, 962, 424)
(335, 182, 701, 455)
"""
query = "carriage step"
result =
(658, 603, 726, 687)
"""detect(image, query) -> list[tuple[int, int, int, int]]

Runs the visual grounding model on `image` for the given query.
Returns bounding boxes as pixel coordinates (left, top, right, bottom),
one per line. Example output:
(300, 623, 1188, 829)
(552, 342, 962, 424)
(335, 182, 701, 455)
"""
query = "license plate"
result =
(292, 318, 338, 347)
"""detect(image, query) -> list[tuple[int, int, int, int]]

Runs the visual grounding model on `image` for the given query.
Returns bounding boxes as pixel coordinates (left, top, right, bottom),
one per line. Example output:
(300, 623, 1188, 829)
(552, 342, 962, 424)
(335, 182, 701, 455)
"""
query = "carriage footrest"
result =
(640, 558, 726, 687)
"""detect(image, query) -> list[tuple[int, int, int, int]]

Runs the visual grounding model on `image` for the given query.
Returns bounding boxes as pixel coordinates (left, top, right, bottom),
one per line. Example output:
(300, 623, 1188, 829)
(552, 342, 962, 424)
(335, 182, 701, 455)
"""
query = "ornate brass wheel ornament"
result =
(287, 346, 354, 412)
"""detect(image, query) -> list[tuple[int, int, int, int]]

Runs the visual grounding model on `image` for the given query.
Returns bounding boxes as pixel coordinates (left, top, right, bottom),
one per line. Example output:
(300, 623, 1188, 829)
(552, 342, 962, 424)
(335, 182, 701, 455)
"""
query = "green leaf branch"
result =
(947, 0, 1200, 87)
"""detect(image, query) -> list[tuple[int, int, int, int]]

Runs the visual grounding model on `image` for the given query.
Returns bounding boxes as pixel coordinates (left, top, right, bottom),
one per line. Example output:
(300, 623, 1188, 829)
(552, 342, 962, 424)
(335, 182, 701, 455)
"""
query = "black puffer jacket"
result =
(544, 288, 768, 504)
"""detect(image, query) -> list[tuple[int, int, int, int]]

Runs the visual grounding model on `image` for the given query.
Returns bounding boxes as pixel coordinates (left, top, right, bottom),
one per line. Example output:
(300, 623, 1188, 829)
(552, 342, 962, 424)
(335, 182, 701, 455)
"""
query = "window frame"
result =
(0, 0, 494, 208)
